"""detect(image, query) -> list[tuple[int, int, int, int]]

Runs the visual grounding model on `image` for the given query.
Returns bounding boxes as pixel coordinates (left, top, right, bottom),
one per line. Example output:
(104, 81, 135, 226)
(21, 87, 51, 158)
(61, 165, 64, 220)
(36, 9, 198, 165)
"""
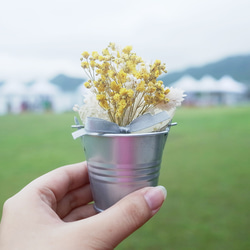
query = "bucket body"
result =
(81, 128, 169, 212)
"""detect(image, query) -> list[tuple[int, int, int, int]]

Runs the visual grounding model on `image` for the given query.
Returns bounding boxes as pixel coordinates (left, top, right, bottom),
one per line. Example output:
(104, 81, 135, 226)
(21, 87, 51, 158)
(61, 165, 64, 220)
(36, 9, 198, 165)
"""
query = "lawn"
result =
(0, 106, 250, 249)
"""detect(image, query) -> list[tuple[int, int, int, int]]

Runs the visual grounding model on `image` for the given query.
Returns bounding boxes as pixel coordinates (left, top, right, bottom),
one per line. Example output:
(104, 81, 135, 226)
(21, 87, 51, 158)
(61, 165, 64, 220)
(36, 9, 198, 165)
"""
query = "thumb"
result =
(90, 186, 167, 249)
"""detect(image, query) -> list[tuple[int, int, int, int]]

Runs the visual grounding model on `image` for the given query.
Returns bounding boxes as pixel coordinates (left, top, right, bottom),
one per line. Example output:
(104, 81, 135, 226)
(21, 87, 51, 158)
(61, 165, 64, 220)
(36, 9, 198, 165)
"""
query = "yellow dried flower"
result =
(136, 81, 145, 92)
(109, 42, 116, 51)
(98, 55, 105, 61)
(92, 51, 99, 60)
(164, 88, 170, 95)
(81, 51, 89, 59)
(119, 99, 127, 108)
(110, 81, 121, 92)
(84, 81, 91, 88)
(116, 99, 127, 118)
(144, 95, 153, 104)
(140, 68, 150, 80)
(100, 75, 106, 82)
(155, 92, 165, 101)
(164, 97, 170, 103)
(108, 70, 116, 79)
(90, 60, 96, 68)
(96, 94, 106, 101)
(116, 109, 123, 118)
(96, 68, 102, 74)
(93, 81, 98, 87)
(122, 45, 133, 54)
(136, 56, 142, 64)
(81, 61, 89, 69)
(154, 59, 161, 66)
(154, 70, 160, 78)
(117, 70, 127, 83)
(100, 62, 110, 73)
(113, 93, 120, 103)
(115, 58, 123, 65)
(121, 53, 129, 61)
(119, 88, 128, 97)
(125, 60, 135, 73)
(155, 82, 163, 90)
(102, 48, 110, 56)
(147, 83, 156, 93)
(97, 83, 105, 92)
(127, 89, 134, 98)
(99, 100, 110, 110)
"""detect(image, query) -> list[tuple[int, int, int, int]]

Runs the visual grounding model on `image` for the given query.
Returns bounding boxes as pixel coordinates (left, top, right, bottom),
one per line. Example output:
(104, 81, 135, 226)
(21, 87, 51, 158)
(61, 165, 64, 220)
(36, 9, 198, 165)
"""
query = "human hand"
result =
(0, 161, 167, 250)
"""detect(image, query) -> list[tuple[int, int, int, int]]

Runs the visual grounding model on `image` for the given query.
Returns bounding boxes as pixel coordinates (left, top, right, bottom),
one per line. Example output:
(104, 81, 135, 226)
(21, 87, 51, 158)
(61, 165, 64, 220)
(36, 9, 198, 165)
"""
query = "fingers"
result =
(63, 204, 97, 222)
(56, 184, 93, 218)
(72, 186, 167, 249)
(28, 162, 89, 202)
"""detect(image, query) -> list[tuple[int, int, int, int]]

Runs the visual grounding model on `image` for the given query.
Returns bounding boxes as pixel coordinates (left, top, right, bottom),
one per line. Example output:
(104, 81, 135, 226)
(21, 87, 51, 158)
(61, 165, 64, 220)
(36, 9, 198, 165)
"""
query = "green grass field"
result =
(0, 106, 250, 249)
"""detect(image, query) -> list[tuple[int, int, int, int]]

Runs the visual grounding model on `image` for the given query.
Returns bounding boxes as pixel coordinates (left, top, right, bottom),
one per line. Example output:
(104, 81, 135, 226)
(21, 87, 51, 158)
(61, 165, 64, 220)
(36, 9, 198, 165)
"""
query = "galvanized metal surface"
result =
(81, 128, 170, 212)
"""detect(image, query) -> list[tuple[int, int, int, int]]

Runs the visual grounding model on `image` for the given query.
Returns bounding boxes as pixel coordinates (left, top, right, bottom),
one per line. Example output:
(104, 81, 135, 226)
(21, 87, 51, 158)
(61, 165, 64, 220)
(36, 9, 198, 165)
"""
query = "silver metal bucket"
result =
(81, 128, 170, 212)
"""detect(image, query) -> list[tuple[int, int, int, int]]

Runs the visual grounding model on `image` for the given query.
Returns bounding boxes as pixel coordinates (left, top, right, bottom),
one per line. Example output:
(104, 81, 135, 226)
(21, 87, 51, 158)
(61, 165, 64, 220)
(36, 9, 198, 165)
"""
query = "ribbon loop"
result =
(85, 117, 121, 134)
(72, 111, 170, 139)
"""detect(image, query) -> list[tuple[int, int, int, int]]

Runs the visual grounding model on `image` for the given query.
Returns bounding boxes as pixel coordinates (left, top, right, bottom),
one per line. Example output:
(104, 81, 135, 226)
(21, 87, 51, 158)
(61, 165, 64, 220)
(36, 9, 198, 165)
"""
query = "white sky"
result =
(1, 0, 250, 82)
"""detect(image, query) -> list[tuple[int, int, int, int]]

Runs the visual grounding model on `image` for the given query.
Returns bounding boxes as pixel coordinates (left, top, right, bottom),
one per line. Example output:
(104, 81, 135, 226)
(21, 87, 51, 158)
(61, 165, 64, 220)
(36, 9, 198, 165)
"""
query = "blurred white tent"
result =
(218, 76, 247, 94)
(28, 79, 62, 112)
(172, 75, 247, 106)
(0, 81, 29, 114)
(173, 76, 199, 92)
(29, 79, 60, 96)
(199, 76, 219, 92)
(28, 79, 88, 113)
(0, 79, 81, 114)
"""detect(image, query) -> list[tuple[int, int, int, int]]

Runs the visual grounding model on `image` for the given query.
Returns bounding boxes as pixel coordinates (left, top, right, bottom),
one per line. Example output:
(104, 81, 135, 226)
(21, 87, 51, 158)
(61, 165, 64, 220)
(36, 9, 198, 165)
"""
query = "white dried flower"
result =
(156, 87, 186, 111)
(75, 91, 109, 125)
(72, 104, 80, 112)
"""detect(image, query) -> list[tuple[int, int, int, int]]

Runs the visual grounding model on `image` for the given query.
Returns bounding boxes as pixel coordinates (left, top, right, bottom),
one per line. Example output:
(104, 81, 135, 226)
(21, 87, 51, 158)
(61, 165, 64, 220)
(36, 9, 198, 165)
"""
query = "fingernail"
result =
(144, 186, 167, 212)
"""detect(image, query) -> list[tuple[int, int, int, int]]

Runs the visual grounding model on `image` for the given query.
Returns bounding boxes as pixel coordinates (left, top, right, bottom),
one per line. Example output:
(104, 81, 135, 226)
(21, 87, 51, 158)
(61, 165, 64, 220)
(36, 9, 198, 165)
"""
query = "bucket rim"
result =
(82, 127, 170, 138)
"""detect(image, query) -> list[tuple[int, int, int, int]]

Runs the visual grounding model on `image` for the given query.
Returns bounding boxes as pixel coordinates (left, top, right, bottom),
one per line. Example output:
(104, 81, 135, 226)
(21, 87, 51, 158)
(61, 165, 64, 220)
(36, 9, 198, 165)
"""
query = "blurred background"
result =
(0, 0, 250, 249)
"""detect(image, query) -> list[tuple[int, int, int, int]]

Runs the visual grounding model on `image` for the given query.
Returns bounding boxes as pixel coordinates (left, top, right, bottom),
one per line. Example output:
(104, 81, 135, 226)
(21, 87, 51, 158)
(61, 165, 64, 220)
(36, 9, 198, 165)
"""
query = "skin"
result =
(0, 161, 167, 250)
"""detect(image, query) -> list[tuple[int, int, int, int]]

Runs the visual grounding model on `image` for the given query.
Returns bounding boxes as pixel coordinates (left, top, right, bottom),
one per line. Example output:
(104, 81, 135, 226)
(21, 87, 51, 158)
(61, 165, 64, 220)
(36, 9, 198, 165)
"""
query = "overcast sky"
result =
(1, 0, 250, 82)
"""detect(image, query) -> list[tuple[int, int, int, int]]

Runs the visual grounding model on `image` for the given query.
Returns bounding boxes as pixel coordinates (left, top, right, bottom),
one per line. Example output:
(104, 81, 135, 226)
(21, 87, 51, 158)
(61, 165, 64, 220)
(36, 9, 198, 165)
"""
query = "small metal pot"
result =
(81, 128, 170, 212)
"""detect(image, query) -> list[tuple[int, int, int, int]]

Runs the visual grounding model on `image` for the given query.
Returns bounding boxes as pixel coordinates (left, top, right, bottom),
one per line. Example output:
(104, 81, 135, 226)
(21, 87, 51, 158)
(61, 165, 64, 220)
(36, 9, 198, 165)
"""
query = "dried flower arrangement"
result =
(73, 43, 185, 132)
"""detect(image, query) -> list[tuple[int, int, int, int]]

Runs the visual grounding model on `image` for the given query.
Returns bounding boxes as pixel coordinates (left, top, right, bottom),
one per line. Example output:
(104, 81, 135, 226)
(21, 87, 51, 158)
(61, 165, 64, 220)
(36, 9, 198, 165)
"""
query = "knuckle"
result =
(2, 196, 17, 214)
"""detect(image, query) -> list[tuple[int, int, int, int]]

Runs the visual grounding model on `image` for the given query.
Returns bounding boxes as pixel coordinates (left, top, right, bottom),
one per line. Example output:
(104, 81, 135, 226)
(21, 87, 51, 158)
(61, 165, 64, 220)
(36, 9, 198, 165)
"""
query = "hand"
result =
(0, 161, 167, 249)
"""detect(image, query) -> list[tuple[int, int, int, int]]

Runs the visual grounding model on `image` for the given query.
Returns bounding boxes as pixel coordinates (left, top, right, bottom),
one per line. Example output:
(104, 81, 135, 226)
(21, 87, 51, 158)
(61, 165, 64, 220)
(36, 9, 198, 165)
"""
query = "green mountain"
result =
(160, 54, 250, 86)
(50, 74, 85, 92)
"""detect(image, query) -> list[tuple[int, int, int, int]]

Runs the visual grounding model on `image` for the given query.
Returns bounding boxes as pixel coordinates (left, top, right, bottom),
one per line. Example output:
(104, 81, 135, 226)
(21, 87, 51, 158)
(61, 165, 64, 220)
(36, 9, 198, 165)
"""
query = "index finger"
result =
(28, 161, 89, 202)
